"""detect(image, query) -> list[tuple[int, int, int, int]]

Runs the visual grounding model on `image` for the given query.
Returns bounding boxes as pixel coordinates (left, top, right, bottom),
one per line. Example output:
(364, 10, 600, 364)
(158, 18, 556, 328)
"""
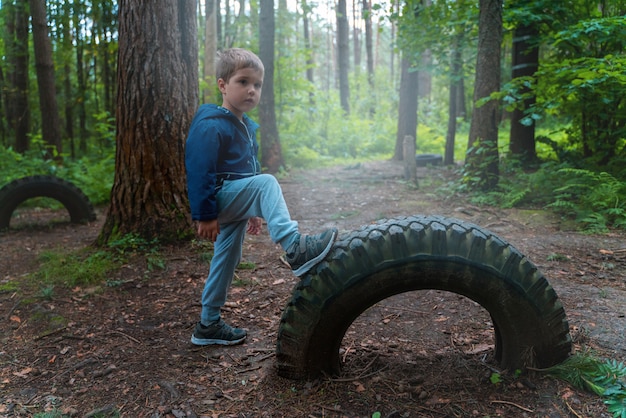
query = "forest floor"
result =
(1, 159, 626, 418)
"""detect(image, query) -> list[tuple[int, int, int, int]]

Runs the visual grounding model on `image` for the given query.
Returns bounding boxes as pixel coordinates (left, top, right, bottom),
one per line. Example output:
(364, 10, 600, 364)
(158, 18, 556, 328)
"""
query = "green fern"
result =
(540, 354, 626, 417)
(546, 168, 626, 231)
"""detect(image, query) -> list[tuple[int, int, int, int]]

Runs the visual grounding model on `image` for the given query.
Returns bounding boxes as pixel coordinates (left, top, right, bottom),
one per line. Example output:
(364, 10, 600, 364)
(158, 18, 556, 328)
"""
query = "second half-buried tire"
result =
(0, 175, 96, 230)
(276, 215, 571, 380)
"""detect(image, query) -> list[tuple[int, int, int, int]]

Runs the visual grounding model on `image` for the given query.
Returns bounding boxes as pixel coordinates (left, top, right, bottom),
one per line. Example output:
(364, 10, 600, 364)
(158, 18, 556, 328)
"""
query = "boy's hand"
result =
(247, 217, 262, 235)
(197, 219, 220, 242)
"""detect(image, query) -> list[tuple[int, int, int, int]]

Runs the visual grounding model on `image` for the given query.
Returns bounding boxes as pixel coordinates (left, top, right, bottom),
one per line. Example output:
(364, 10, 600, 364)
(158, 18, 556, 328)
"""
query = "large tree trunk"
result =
(336, 0, 350, 114)
(30, 0, 62, 159)
(465, 0, 502, 191)
(99, 0, 198, 244)
(393, 55, 418, 161)
(509, 22, 539, 163)
(4, 0, 30, 153)
(259, 0, 283, 173)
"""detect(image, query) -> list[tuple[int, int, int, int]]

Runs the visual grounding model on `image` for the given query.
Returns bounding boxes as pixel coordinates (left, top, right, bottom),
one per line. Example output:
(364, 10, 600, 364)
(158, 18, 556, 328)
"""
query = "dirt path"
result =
(1, 159, 625, 417)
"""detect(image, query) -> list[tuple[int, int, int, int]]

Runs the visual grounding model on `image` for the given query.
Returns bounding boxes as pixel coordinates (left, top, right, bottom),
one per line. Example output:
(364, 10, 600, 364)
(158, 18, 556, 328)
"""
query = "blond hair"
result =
(216, 48, 264, 82)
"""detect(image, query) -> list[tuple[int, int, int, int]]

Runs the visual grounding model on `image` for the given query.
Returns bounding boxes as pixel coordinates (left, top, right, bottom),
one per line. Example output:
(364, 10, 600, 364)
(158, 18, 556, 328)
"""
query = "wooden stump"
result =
(403, 135, 418, 186)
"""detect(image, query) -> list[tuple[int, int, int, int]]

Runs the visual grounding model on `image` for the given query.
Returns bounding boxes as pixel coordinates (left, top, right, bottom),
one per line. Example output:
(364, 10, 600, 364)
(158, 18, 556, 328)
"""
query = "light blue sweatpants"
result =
(200, 174, 299, 324)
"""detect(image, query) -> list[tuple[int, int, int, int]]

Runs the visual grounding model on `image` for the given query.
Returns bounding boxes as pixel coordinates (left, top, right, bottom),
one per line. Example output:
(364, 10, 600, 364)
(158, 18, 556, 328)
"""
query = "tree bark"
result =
(465, 0, 502, 190)
(353, 0, 361, 71)
(30, 0, 62, 159)
(203, 0, 218, 103)
(302, 0, 314, 86)
(99, 0, 198, 244)
(509, 22, 538, 163)
(74, 12, 88, 155)
(393, 55, 418, 161)
(444, 32, 464, 166)
(403, 135, 417, 186)
(4, 0, 30, 153)
(337, 0, 350, 114)
(259, 0, 284, 173)
(362, 0, 374, 86)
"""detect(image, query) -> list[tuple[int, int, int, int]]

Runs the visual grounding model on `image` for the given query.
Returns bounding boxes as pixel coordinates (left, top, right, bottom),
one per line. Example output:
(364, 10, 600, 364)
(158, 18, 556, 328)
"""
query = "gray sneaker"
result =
(286, 228, 338, 276)
(191, 319, 246, 346)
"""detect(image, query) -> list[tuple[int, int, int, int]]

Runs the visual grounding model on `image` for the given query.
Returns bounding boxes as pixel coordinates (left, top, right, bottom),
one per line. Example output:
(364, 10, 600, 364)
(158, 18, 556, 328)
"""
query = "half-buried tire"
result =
(276, 215, 571, 379)
(0, 175, 96, 230)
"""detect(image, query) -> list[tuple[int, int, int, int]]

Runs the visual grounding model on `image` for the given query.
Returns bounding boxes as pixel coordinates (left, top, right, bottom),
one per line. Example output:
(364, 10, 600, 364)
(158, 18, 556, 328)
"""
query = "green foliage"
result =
(461, 139, 500, 191)
(237, 261, 256, 270)
(108, 233, 159, 255)
(278, 70, 399, 168)
(0, 146, 114, 206)
(38, 285, 55, 300)
(540, 354, 626, 418)
(489, 372, 502, 385)
(108, 233, 164, 272)
(547, 253, 569, 262)
(468, 156, 626, 232)
(498, 15, 626, 167)
(546, 168, 626, 232)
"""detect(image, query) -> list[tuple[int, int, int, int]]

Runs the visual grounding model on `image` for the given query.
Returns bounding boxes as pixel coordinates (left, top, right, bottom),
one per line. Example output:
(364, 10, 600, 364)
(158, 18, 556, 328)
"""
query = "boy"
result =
(185, 48, 337, 346)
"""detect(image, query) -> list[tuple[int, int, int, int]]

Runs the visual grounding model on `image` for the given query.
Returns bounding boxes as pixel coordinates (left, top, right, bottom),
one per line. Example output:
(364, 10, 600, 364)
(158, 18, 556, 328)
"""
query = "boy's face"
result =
(218, 67, 264, 120)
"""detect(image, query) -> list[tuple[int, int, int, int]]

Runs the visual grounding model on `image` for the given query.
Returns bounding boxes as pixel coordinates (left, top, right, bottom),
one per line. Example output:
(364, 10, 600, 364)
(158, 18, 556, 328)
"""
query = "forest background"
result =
(0, 0, 626, 236)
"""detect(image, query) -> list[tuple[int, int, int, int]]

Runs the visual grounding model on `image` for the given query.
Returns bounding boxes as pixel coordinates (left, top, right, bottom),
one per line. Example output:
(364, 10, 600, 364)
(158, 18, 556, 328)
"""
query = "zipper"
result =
(239, 119, 260, 175)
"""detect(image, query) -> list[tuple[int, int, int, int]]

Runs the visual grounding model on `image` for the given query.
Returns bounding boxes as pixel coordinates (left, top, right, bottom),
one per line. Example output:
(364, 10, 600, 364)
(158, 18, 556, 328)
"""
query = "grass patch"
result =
(30, 248, 120, 288)
(0, 281, 20, 294)
(331, 210, 360, 220)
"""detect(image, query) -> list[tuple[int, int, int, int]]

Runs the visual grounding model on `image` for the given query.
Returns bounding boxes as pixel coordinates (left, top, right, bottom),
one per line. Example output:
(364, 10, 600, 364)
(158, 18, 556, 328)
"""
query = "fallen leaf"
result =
(352, 381, 366, 392)
(13, 368, 33, 378)
(464, 344, 494, 354)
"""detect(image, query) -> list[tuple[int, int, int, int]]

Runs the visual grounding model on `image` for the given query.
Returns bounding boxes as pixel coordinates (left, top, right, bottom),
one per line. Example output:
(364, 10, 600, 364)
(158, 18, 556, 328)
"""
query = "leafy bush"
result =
(468, 158, 626, 232)
(547, 168, 626, 232)
(0, 147, 114, 206)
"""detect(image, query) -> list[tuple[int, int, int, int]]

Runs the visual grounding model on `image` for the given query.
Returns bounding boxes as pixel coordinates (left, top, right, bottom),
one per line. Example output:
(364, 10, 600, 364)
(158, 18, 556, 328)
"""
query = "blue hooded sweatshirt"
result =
(185, 104, 261, 221)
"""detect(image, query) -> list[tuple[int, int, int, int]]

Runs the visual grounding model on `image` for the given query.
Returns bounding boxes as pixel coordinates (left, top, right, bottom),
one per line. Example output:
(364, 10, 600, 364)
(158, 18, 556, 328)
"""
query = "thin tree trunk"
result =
(60, 2, 75, 158)
(302, 1, 315, 105)
(337, 0, 350, 114)
(363, 0, 374, 86)
(353, 0, 361, 71)
(393, 55, 418, 161)
(5, 1, 30, 153)
(302, 0, 314, 85)
(30, 0, 62, 159)
(0, 65, 4, 146)
(75, 17, 88, 155)
(465, 0, 502, 190)
(259, 0, 284, 173)
(203, 0, 218, 103)
(509, 22, 538, 163)
(444, 31, 464, 166)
